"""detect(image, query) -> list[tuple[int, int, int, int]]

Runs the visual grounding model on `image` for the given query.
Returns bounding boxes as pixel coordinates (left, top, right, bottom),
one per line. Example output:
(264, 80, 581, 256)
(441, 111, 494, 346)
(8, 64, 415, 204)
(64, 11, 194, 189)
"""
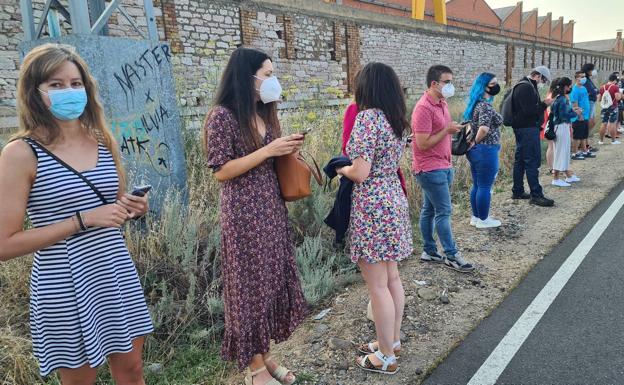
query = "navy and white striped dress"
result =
(23, 137, 153, 376)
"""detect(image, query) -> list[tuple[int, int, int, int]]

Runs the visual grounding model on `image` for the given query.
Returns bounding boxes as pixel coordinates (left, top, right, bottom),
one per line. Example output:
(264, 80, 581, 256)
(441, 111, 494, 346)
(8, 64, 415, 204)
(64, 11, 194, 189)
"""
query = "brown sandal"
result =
(265, 356, 296, 385)
(357, 341, 402, 356)
(356, 351, 399, 375)
(244, 366, 281, 385)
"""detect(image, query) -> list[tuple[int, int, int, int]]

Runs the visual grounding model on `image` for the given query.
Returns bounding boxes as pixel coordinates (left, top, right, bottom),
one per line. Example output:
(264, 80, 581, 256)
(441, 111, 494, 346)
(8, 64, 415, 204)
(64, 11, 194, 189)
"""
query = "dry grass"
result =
(0, 91, 519, 384)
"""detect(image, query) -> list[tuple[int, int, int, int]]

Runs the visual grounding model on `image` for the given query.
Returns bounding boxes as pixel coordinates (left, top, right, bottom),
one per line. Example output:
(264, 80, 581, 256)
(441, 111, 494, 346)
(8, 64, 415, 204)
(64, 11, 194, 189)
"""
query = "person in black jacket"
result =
(510, 66, 555, 207)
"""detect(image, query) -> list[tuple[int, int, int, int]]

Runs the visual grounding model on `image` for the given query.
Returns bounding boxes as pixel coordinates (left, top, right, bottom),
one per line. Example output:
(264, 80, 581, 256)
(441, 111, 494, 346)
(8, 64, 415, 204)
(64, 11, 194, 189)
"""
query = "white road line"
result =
(468, 189, 624, 385)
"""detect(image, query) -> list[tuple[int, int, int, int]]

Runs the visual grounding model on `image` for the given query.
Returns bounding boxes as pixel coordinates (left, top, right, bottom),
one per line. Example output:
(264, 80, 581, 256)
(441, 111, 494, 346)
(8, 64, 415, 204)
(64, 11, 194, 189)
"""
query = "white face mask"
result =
(592, 69, 598, 77)
(440, 82, 455, 98)
(254, 75, 282, 104)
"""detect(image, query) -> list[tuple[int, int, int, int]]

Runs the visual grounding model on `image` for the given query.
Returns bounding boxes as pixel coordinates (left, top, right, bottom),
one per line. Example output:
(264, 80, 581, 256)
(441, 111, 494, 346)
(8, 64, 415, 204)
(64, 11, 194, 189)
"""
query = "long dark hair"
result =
(355, 62, 409, 138)
(211, 47, 280, 150)
(550, 77, 571, 98)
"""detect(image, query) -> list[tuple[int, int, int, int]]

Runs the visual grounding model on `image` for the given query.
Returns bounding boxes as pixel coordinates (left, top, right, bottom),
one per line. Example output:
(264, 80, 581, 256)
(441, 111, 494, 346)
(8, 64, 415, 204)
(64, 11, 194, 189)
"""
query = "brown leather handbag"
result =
(275, 151, 323, 201)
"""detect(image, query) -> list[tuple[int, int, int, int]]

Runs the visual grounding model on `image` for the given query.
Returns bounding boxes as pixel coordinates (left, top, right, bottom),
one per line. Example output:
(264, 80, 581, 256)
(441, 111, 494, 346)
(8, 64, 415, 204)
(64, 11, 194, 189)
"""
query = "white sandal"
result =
(357, 340, 402, 356)
(355, 350, 400, 375)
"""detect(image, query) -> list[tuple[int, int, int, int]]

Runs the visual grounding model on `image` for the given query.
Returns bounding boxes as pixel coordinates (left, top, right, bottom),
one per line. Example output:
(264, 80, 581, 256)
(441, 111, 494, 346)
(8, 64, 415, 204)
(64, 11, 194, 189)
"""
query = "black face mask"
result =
(487, 84, 501, 96)
(565, 88, 572, 94)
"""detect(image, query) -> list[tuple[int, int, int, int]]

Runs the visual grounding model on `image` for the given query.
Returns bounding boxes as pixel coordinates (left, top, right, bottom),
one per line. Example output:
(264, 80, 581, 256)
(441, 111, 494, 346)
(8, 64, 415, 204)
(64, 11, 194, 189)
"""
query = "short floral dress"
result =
(204, 106, 308, 368)
(346, 108, 413, 263)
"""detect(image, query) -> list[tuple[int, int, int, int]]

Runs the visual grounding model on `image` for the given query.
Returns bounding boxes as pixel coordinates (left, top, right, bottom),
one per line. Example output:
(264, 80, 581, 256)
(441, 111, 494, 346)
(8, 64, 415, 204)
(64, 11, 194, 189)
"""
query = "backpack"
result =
(501, 79, 534, 127)
(544, 95, 561, 141)
(451, 123, 473, 156)
(544, 108, 556, 140)
(600, 85, 613, 109)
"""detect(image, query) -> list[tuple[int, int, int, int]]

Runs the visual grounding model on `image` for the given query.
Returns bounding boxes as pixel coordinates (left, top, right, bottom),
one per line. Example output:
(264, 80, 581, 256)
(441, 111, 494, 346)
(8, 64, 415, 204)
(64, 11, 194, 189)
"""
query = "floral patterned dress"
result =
(346, 108, 413, 263)
(204, 106, 307, 368)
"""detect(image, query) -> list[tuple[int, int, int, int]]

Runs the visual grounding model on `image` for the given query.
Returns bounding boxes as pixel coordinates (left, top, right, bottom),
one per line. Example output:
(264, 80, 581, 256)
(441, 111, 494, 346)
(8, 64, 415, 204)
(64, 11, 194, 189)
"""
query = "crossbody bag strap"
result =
(25, 137, 109, 205)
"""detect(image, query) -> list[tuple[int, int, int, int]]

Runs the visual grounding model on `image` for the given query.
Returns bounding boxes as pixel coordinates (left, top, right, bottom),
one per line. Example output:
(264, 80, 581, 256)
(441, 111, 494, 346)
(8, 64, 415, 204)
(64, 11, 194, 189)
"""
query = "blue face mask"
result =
(39, 87, 88, 120)
(580, 78, 587, 85)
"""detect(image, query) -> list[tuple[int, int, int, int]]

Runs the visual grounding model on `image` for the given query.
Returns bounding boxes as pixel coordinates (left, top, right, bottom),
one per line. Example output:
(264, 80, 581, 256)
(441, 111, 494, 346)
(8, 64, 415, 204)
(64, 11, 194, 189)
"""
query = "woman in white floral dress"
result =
(337, 62, 413, 375)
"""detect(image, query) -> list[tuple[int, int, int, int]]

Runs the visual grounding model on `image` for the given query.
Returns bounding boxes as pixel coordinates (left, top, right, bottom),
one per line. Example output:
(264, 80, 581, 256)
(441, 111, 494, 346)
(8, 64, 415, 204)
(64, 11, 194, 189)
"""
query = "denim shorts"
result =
(589, 101, 596, 119)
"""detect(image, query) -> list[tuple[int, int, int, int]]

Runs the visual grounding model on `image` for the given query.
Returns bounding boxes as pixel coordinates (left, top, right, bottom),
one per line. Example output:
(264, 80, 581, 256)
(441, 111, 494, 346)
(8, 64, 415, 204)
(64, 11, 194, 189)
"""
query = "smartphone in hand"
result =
(131, 185, 152, 197)
(299, 127, 312, 136)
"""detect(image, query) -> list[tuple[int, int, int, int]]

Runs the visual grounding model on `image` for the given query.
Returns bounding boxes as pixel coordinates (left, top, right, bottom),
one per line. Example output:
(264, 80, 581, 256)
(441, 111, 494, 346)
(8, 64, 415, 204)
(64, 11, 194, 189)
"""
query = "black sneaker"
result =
(511, 192, 531, 200)
(420, 251, 445, 263)
(529, 196, 554, 207)
(444, 252, 475, 273)
(571, 153, 585, 160)
(583, 152, 596, 158)
(589, 146, 598, 153)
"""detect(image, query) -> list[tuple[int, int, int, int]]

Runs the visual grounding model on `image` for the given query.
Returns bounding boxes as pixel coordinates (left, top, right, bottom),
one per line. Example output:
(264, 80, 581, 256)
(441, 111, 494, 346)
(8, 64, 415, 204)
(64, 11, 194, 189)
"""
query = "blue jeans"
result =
(589, 101, 596, 119)
(512, 127, 543, 198)
(467, 144, 501, 220)
(414, 168, 457, 257)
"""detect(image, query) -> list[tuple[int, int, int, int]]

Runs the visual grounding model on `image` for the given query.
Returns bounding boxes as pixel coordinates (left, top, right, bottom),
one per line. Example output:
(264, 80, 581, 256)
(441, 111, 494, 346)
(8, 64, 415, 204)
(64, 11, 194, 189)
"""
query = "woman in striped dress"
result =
(0, 44, 153, 384)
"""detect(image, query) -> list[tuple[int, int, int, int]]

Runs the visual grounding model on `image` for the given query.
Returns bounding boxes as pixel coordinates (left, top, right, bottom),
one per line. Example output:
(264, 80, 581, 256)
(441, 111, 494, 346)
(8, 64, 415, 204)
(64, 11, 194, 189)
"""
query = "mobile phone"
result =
(131, 185, 152, 197)
(459, 120, 471, 126)
(299, 127, 312, 135)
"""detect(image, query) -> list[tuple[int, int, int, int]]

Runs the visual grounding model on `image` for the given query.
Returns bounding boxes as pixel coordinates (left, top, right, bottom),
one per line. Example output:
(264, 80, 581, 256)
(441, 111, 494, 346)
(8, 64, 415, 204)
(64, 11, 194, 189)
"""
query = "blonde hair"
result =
(13, 43, 126, 192)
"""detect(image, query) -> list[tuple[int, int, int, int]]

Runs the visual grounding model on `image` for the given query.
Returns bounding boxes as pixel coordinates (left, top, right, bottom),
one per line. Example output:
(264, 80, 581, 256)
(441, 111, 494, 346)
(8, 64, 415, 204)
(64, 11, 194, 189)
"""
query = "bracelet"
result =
(75, 211, 88, 231)
(70, 216, 80, 233)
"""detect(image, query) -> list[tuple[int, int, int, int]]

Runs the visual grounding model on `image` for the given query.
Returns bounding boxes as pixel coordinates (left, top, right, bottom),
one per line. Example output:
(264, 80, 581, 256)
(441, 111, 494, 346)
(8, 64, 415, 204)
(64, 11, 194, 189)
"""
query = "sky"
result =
(485, 0, 622, 43)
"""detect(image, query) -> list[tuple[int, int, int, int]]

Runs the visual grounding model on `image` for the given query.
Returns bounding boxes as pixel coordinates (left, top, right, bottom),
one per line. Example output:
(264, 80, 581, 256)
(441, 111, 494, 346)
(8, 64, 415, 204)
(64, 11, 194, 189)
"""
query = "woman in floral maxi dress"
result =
(204, 47, 307, 385)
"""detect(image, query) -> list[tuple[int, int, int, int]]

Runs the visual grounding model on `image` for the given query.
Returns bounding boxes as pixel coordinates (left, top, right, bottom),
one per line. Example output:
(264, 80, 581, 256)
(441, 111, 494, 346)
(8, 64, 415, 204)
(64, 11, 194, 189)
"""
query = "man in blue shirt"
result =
(570, 70, 594, 159)
(581, 63, 600, 152)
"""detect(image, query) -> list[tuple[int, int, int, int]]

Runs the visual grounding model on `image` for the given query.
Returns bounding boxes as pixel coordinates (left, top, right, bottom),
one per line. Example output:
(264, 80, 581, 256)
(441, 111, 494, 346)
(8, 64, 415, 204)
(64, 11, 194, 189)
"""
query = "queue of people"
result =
(0, 42, 618, 384)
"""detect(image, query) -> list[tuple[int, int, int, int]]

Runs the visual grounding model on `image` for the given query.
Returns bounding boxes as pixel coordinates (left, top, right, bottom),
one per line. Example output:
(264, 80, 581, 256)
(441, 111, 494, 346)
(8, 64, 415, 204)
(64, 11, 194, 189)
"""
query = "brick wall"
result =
(551, 17, 563, 45)
(501, 6, 522, 40)
(2, 0, 624, 132)
(537, 14, 552, 44)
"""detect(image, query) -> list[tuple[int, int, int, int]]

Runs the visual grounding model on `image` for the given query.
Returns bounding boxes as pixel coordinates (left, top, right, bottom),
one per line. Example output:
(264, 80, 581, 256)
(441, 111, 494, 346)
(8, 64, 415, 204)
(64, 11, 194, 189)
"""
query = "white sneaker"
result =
(618, 127, 624, 133)
(612, 140, 622, 145)
(552, 179, 571, 187)
(598, 141, 606, 145)
(476, 217, 502, 228)
(565, 175, 580, 183)
(470, 216, 479, 226)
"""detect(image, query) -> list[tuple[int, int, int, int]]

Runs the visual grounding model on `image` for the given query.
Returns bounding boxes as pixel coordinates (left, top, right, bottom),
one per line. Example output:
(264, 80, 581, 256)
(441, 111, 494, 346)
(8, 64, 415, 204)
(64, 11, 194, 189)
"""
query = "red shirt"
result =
(411, 92, 452, 173)
(341, 102, 359, 156)
(599, 83, 619, 108)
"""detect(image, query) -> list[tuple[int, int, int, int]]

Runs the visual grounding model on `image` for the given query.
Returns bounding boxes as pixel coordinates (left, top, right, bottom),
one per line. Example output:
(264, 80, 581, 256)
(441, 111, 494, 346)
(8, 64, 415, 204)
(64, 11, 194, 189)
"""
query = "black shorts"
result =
(572, 120, 589, 140)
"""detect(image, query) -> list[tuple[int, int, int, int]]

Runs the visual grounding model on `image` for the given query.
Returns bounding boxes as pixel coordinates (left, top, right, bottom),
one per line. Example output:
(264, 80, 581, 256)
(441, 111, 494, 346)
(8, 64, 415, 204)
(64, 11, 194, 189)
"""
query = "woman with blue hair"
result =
(464, 72, 503, 228)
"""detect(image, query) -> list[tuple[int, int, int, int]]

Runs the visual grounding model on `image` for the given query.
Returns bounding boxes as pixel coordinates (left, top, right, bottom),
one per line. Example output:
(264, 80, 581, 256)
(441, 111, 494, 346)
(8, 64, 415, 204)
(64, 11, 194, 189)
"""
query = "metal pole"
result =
(19, 0, 35, 41)
(91, 0, 121, 36)
(88, 0, 108, 36)
(411, 0, 424, 20)
(67, 0, 91, 34)
(35, 0, 54, 39)
(143, 0, 159, 42)
(47, 10, 61, 38)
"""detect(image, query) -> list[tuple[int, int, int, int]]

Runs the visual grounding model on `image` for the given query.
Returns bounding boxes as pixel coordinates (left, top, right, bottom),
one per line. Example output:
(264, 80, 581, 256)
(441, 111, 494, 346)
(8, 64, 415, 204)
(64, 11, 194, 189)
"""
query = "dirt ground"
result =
(227, 137, 624, 385)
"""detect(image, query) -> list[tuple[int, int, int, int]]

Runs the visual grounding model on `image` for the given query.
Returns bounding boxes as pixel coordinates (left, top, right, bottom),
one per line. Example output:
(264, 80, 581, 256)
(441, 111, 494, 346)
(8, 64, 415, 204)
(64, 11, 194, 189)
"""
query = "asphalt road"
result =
(423, 181, 624, 385)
